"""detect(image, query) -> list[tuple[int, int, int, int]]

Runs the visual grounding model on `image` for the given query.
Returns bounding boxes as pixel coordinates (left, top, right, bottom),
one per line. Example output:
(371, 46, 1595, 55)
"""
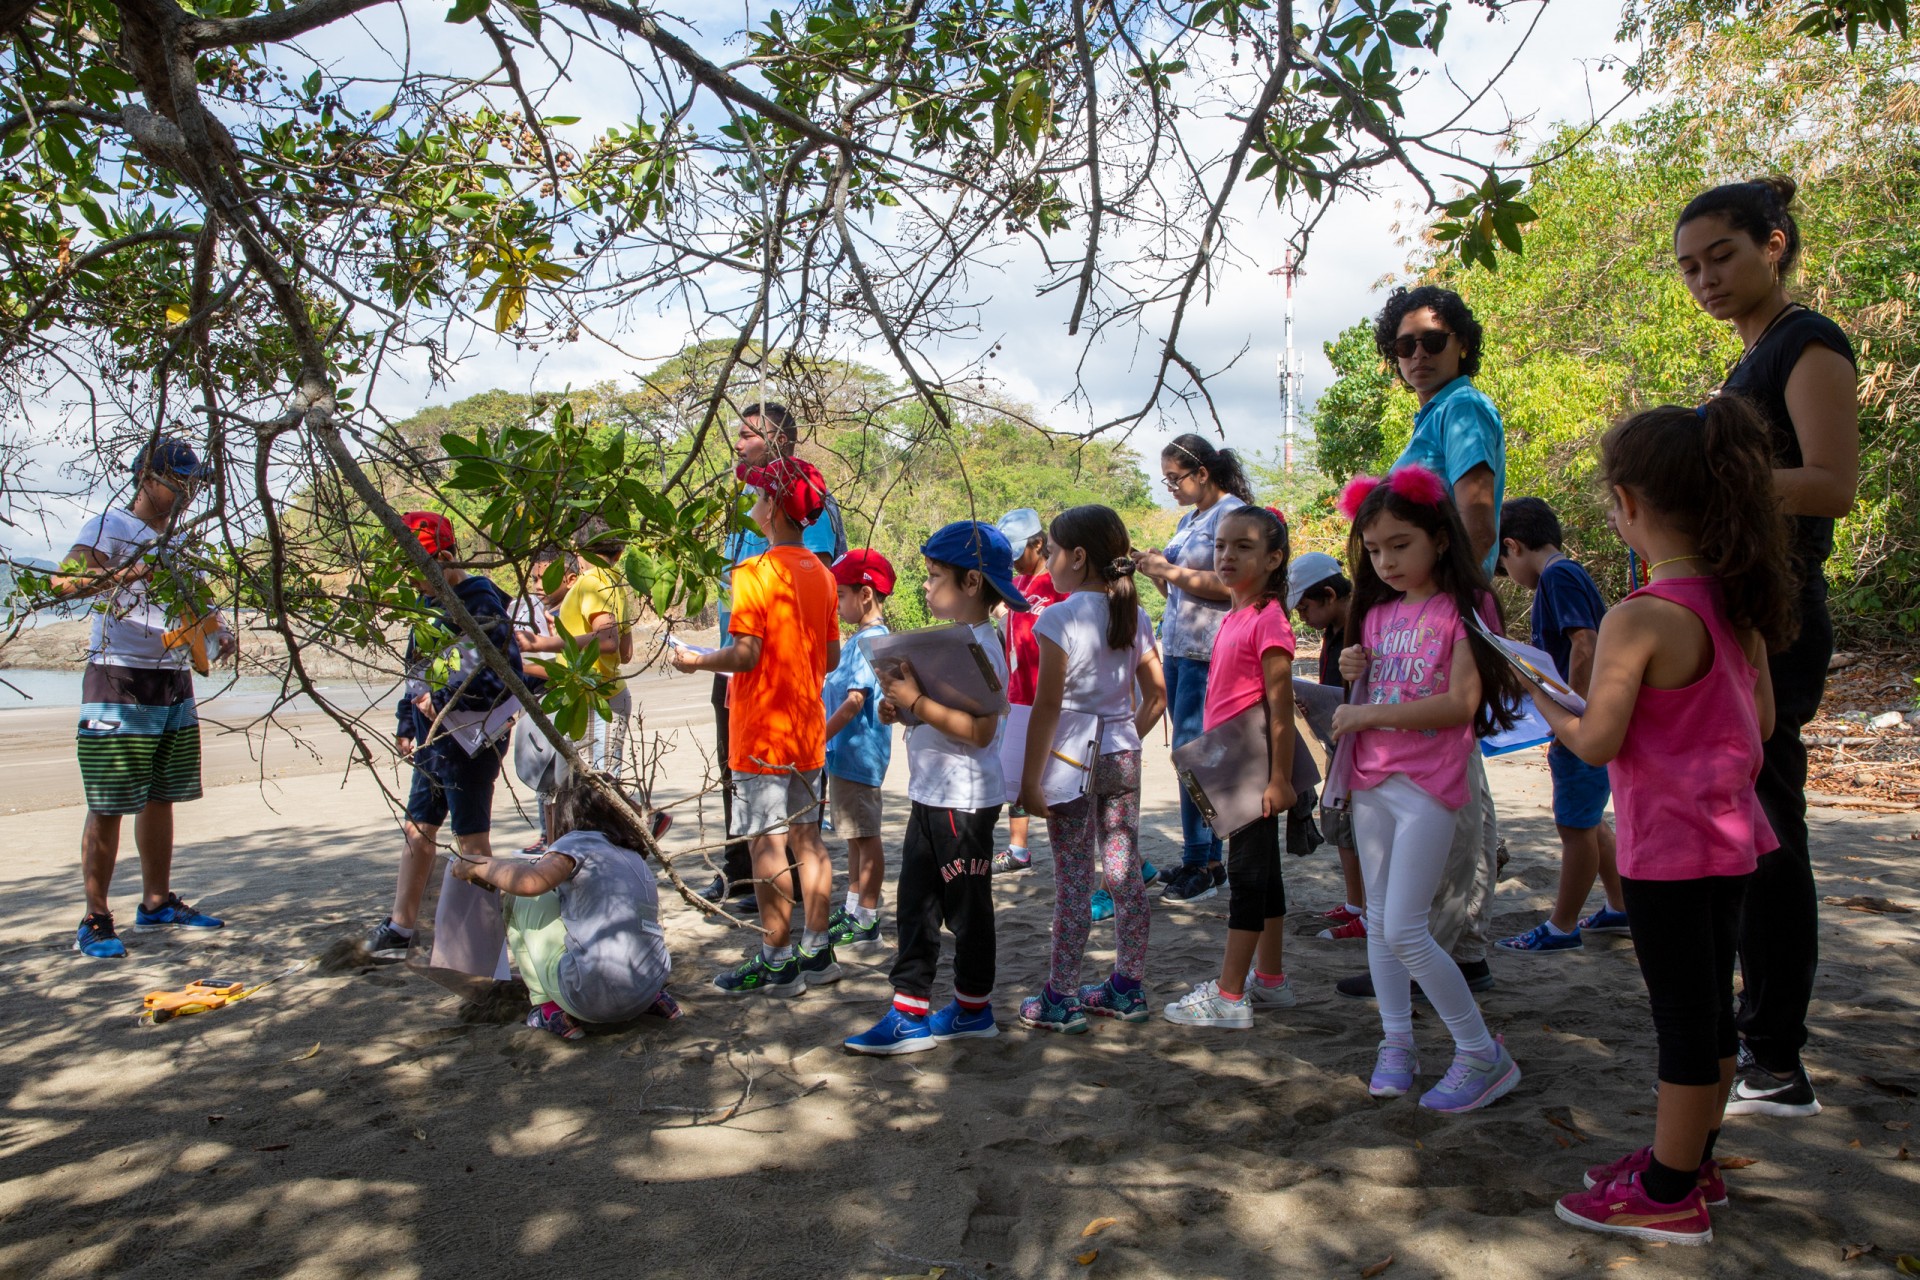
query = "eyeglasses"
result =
(1162, 470, 1196, 490)
(1392, 330, 1454, 360)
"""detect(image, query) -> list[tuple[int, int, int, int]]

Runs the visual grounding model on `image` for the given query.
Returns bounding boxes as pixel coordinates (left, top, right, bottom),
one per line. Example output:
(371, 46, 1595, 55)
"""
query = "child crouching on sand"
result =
(452, 779, 678, 1040)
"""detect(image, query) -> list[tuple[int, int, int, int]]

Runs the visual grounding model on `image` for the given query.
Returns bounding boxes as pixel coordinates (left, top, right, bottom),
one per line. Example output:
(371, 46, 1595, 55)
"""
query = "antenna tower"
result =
(1268, 252, 1306, 472)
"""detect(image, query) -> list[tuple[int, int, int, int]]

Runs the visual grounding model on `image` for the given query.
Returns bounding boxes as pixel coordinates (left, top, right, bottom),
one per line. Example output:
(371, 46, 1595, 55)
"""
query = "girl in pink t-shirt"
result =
(1534, 399, 1794, 1246)
(1162, 506, 1303, 1031)
(1330, 465, 1523, 1115)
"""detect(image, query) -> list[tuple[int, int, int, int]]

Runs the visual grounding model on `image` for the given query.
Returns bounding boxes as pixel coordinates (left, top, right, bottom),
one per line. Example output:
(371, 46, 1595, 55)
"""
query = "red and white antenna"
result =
(1268, 251, 1306, 472)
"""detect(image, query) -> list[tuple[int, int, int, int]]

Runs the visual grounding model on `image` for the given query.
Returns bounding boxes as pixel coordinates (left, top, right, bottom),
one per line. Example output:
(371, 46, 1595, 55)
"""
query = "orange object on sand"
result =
(144, 979, 248, 1021)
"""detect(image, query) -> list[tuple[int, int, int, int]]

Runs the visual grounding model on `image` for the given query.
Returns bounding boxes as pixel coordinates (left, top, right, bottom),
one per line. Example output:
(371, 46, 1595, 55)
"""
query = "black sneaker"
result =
(1161, 866, 1218, 904)
(698, 875, 726, 904)
(366, 918, 413, 963)
(796, 943, 842, 988)
(1455, 958, 1495, 992)
(713, 951, 803, 998)
(1208, 862, 1227, 890)
(1724, 1063, 1821, 1117)
(1335, 971, 1376, 1000)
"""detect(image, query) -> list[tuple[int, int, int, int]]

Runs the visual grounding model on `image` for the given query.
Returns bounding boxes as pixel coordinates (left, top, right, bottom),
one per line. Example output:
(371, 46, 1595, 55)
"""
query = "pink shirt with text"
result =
(1349, 590, 1476, 809)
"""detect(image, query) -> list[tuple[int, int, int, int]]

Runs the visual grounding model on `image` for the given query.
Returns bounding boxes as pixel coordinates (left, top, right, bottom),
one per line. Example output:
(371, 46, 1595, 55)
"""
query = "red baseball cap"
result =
(831, 549, 895, 595)
(736, 458, 827, 527)
(402, 510, 457, 556)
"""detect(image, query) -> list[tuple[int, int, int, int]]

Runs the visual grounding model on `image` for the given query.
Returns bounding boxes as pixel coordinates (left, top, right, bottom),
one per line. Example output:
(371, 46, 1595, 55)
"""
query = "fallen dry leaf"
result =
(1824, 895, 1916, 915)
(1896, 1256, 1920, 1277)
(1081, 1218, 1118, 1239)
(1718, 1156, 1759, 1169)
(1888, 1121, 1913, 1132)
(1360, 1255, 1394, 1278)
(1075, 1250, 1098, 1266)
(1843, 1243, 1875, 1261)
(1606, 1259, 1638, 1271)
(411, 1128, 427, 1142)
(1898, 1143, 1911, 1161)
(1849, 1138, 1864, 1149)
(880, 1270, 945, 1280)
(1413, 1139, 1424, 1150)
(254, 1143, 290, 1152)
(287, 1042, 321, 1063)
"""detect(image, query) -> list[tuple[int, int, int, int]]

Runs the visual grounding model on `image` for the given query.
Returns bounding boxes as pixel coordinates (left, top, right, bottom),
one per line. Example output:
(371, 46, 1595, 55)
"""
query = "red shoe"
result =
(1320, 905, 1362, 926)
(1317, 916, 1367, 941)
(1555, 1171, 1712, 1245)
(1583, 1146, 1727, 1207)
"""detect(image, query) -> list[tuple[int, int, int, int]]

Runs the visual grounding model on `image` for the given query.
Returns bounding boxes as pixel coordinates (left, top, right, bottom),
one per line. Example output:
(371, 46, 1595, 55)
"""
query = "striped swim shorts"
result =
(76, 664, 203, 815)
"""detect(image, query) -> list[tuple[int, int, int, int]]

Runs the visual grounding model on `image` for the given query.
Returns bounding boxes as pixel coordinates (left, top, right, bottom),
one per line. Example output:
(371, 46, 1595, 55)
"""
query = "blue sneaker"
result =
(1580, 906, 1632, 936)
(929, 1000, 999, 1042)
(75, 912, 127, 959)
(1019, 986, 1089, 1034)
(1139, 860, 1158, 883)
(1419, 1038, 1521, 1113)
(134, 893, 224, 932)
(845, 1008, 935, 1056)
(1494, 920, 1583, 955)
(1090, 889, 1114, 922)
(1077, 977, 1150, 1022)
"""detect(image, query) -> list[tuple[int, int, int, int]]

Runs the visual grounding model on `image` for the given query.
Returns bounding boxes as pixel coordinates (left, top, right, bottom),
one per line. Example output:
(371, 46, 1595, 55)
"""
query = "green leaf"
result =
(445, 0, 486, 23)
(370, 101, 396, 123)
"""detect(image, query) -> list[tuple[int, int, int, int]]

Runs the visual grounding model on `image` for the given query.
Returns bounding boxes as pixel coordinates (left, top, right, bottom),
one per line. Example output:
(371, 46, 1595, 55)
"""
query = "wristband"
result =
(910, 694, 926, 720)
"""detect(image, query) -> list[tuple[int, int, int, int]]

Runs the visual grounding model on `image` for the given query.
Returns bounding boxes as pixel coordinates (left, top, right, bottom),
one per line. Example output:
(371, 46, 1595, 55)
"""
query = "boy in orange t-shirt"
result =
(671, 458, 840, 996)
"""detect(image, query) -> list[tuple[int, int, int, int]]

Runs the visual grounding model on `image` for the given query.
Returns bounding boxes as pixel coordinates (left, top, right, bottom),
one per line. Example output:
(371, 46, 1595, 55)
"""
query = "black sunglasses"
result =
(1392, 330, 1454, 360)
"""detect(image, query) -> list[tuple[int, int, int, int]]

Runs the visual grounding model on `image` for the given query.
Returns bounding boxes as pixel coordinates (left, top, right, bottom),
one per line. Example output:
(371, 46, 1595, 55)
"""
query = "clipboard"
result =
(1170, 703, 1320, 839)
(859, 623, 1008, 725)
(1465, 611, 1587, 714)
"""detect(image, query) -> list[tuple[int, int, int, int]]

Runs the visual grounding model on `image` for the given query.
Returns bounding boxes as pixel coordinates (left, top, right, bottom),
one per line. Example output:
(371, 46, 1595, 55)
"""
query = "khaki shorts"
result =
(729, 769, 824, 839)
(829, 776, 884, 839)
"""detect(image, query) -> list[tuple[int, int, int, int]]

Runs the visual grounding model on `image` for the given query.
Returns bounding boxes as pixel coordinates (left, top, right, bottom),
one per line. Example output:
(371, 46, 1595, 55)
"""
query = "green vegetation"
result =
(1306, 11, 1920, 639)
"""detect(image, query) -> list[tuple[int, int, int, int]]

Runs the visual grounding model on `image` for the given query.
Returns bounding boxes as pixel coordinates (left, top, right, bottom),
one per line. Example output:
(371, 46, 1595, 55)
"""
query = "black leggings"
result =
(1226, 814, 1286, 932)
(1623, 873, 1751, 1086)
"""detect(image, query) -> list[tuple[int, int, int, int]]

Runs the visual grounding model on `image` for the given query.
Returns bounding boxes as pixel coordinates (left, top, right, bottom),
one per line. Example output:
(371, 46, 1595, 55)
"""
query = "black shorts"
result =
(1226, 814, 1286, 931)
(406, 740, 507, 836)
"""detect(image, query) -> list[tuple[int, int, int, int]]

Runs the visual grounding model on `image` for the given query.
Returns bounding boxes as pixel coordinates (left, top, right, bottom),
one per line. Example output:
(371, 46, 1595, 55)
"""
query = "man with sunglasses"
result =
(1335, 285, 1508, 1001)
(50, 437, 235, 959)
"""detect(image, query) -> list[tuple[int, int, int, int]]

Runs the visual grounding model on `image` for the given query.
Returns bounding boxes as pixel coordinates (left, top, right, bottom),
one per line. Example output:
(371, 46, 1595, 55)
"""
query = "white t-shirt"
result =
(905, 621, 1010, 811)
(70, 508, 186, 670)
(1032, 592, 1156, 755)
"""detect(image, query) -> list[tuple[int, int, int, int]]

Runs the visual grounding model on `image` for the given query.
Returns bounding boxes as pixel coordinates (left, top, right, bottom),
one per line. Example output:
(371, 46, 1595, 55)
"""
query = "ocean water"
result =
(0, 668, 313, 711)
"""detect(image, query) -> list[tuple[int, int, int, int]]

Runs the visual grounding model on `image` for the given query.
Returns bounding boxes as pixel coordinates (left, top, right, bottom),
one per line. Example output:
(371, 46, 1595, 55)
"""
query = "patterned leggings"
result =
(1045, 749, 1149, 992)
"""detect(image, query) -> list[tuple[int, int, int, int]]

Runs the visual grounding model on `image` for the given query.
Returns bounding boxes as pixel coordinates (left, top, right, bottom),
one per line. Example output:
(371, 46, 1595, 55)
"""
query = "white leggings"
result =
(1352, 773, 1496, 1057)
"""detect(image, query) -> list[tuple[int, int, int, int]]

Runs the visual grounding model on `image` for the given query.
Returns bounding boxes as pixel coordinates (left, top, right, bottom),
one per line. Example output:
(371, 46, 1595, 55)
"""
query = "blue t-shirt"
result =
(823, 622, 891, 786)
(1392, 376, 1506, 579)
(718, 493, 847, 640)
(1530, 555, 1606, 689)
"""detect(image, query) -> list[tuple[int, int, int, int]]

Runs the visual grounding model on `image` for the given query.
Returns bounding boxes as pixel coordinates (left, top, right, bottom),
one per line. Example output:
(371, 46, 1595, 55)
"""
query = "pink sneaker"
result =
(1317, 916, 1367, 941)
(1583, 1146, 1727, 1207)
(1555, 1171, 1712, 1246)
(1321, 905, 1362, 926)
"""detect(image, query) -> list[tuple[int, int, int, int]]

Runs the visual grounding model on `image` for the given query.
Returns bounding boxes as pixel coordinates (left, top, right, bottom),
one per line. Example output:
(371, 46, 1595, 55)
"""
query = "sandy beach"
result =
(0, 669, 1916, 1278)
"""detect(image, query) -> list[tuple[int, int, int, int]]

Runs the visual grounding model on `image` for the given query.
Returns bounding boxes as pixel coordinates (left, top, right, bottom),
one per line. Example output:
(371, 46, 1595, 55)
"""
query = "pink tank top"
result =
(1609, 577, 1777, 880)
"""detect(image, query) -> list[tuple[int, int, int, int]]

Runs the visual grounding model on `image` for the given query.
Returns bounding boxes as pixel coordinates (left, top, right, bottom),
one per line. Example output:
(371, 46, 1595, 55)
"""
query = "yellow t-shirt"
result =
(557, 564, 632, 693)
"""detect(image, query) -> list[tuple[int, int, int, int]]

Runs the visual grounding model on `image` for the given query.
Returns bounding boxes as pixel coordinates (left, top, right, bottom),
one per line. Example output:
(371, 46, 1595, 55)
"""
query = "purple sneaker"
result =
(1419, 1038, 1520, 1113)
(527, 1001, 585, 1041)
(1369, 1035, 1419, 1097)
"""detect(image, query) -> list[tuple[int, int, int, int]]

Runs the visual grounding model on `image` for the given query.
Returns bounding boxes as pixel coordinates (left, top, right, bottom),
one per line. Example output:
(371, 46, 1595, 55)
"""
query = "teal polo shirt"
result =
(1391, 375, 1507, 579)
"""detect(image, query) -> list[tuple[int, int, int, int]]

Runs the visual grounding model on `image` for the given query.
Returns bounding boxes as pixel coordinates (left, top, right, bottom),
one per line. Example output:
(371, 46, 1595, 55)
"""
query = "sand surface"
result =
(1, 673, 1917, 1278)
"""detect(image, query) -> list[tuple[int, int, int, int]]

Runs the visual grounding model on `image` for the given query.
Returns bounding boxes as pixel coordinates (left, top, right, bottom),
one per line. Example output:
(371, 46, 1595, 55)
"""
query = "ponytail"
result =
(1600, 399, 1800, 650)
(1163, 433, 1256, 505)
(1048, 504, 1140, 651)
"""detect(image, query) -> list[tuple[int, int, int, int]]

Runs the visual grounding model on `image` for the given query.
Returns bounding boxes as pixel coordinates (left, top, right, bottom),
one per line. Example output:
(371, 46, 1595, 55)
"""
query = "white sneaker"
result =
(1243, 974, 1298, 1009)
(1161, 980, 1253, 1029)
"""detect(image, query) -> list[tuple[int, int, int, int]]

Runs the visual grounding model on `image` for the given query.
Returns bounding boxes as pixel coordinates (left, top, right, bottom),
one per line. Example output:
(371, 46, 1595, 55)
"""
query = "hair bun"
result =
(1108, 556, 1137, 579)
(1753, 174, 1797, 208)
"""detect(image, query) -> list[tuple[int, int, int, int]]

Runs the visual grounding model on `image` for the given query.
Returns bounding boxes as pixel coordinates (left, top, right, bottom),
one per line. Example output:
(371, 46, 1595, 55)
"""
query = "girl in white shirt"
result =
(1018, 506, 1168, 1031)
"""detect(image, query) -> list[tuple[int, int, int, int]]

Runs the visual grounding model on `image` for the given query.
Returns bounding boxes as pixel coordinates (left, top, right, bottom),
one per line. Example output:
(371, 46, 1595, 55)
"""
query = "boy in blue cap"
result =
(845, 521, 1028, 1055)
(51, 438, 234, 958)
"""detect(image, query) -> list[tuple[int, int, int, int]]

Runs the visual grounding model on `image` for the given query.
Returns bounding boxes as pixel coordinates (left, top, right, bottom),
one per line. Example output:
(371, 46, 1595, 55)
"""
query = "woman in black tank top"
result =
(1673, 176, 1859, 1118)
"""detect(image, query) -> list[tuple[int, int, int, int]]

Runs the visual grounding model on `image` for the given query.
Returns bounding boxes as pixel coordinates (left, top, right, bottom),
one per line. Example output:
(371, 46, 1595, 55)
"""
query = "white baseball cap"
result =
(1286, 551, 1344, 611)
(996, 507, 1044, 545)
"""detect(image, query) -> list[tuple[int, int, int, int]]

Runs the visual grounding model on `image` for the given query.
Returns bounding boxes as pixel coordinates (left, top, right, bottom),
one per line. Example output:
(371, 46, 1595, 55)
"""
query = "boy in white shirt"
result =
(844, 522, 1027, 1055)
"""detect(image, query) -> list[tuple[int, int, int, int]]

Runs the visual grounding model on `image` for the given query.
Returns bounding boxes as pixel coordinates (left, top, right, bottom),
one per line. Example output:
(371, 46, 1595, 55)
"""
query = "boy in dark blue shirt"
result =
(366, 511, 525, 962)
(1493, 498, 1625, 955)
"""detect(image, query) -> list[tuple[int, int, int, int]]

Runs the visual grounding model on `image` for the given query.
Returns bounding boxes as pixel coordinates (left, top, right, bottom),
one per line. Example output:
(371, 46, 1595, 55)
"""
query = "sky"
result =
(338, 0, 1637, 480)
(5, 0, 1639, 559)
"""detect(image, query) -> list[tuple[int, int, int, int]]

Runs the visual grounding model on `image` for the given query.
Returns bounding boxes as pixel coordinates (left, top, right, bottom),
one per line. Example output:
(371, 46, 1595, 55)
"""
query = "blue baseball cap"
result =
(921, 520, 1031, 612)
(131, 438, 207, 480)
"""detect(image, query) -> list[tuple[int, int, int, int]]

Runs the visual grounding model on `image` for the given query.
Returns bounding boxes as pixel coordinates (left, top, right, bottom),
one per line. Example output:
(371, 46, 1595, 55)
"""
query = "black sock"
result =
(1701, 1129, 1720, 1162)
(1641, 1156, 1695, 1205)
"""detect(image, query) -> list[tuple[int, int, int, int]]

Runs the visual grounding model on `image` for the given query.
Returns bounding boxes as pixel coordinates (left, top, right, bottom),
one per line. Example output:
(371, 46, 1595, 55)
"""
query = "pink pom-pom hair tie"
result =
(1337, 475, 1381, 521)
(1388, 464, 1449, 507)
